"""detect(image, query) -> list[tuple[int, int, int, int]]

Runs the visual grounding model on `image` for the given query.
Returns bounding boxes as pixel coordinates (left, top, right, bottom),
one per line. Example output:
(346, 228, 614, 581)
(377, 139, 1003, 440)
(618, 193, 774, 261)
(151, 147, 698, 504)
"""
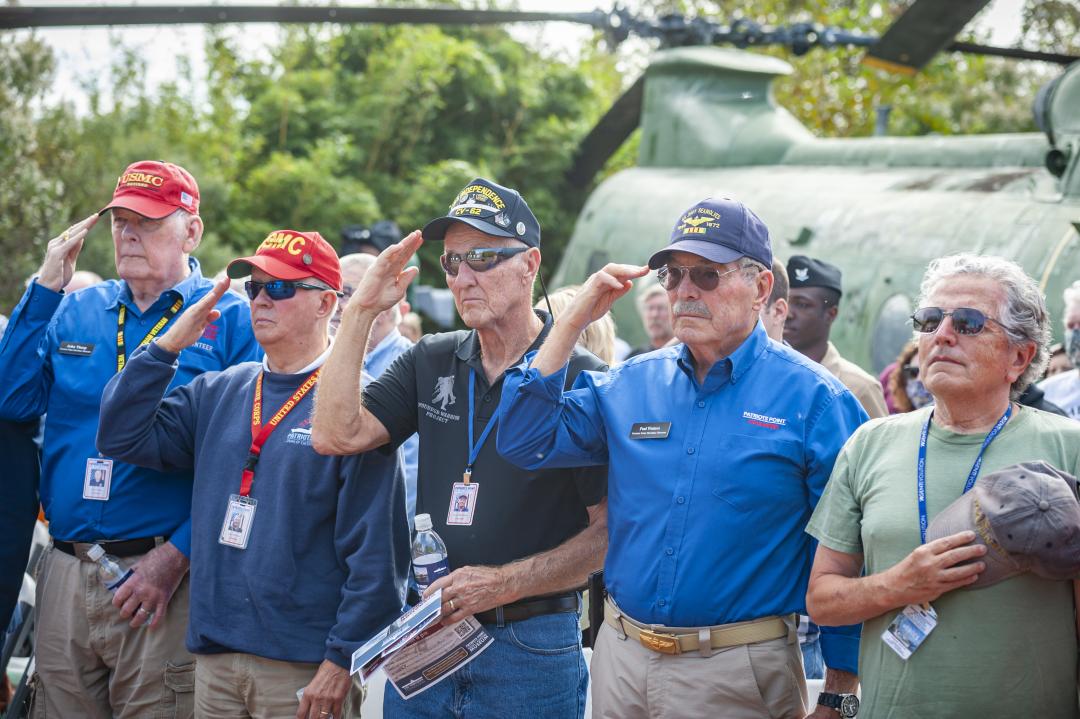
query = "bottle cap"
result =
(414, 513, 433, 532)
(87, 544, 105, 561)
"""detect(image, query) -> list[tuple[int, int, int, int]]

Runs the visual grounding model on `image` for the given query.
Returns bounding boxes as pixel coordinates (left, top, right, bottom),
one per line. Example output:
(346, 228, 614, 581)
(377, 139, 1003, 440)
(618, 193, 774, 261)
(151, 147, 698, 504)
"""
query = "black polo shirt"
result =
(364, 310, 607, 570)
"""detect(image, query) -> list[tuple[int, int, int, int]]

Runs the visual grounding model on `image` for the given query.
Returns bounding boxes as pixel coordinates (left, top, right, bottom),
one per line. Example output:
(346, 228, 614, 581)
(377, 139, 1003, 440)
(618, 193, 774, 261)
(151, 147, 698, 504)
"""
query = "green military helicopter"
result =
(5, 1, 1078, 371)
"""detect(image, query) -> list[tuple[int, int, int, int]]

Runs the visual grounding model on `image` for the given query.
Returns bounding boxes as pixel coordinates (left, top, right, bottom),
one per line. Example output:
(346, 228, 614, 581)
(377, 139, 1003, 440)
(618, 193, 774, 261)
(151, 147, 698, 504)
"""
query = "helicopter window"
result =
(870, 294, 914, 374)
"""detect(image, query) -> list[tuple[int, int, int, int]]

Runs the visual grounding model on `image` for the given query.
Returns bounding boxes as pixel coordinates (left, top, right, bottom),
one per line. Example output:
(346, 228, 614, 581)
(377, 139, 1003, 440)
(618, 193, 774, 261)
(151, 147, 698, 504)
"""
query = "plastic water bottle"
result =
(87, 544, 134, 592)
(411, 514, 449, 594)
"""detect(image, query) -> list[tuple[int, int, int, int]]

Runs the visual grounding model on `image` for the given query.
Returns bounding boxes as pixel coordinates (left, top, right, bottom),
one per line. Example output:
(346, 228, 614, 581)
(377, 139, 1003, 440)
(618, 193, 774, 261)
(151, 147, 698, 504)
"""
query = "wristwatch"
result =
(817, 692, 859, 717)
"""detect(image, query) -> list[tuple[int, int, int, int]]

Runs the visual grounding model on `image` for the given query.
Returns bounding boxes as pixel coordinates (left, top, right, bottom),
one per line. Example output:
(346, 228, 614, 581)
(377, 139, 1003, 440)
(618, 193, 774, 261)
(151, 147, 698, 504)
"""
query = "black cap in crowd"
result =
(787, 255, 843, 296)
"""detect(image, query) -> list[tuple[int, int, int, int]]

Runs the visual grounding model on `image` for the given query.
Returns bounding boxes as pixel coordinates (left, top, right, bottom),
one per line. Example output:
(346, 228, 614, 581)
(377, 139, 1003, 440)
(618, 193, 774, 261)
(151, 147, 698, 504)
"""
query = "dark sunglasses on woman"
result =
(910, 307, 1005, 336)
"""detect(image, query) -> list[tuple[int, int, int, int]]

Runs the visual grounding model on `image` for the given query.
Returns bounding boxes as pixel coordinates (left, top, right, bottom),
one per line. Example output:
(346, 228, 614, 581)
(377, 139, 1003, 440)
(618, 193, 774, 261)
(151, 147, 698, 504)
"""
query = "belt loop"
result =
(496, 606, 506, 628)
(786, 615, 798, 645)
(609, 597, 627, 641)
(697, 628, 712, 658)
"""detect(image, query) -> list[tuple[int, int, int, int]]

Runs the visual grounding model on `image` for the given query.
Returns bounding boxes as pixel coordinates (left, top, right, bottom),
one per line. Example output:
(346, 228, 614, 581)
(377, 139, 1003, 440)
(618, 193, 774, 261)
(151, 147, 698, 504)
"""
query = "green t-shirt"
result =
(807, 405, 1080, 719)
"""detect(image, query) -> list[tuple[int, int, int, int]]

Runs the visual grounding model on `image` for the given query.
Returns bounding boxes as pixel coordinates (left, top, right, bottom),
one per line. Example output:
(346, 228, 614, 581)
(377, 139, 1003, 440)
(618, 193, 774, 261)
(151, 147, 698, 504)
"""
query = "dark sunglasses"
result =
(901, 364, 919, 379)
(245, 280, 332, 301)
(911, 307, 1005, 336)
(657, 264, 740, 292)
(440, 247, 528, 276)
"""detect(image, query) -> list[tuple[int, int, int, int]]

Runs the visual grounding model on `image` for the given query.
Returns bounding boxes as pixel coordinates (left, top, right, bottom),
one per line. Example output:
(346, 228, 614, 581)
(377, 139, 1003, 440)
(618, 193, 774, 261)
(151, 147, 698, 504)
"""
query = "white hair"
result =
(917, 253, 1050, 399)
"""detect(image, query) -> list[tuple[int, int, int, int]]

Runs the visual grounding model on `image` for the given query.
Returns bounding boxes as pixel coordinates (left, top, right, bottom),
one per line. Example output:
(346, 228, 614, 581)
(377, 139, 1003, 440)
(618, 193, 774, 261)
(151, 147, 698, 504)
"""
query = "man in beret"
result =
(0, 160, 260, 717)
(784, 255, 887, 418)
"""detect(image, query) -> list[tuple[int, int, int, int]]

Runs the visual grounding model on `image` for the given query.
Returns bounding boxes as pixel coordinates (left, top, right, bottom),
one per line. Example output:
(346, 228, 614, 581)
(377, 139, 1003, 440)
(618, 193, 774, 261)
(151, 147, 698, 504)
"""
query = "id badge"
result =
(219, 495, 257, 550)
(446, 482, 479, 526)
(882, 603, 937, 660)
(83, 458, 113, 501)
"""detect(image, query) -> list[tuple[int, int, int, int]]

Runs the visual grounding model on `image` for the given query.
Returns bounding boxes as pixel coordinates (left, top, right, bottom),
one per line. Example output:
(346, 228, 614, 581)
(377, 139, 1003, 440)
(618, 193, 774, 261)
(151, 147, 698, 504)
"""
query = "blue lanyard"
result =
(917, 405, 1011, 543)
(464, 368, 499, 482)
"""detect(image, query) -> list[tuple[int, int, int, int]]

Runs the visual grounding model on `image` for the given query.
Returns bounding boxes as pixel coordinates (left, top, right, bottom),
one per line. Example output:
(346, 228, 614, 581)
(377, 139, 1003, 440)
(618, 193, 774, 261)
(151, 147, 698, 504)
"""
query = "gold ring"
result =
(62, 231, 70, 241)
(138, 607, 150, 615)
(449, 599, 456, 611)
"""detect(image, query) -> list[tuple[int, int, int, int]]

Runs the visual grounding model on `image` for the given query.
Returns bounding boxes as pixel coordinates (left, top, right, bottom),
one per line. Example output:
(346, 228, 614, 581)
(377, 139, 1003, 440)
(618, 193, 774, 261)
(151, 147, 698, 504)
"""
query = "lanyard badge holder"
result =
(447, 370, 497, 527)
(882, 406, 1010, 660)
(219, 369, 321, 549)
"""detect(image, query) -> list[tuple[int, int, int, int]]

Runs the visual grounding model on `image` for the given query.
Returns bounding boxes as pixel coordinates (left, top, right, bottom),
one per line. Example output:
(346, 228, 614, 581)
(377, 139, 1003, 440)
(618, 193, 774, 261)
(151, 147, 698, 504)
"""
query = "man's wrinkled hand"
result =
(38, 214, 99, 292)
(345, 230, 422, 318)
(884, 530, 986, 606)
(296, 660, 350, 719)
(155, 277, 230, 355)
(425, 565, 514, 625)
(112, 541, 189, 629)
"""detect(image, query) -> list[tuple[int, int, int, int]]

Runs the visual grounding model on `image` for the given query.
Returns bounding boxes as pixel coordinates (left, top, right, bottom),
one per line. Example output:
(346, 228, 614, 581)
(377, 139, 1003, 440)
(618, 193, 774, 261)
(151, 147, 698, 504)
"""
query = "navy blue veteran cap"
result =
(787, 255, 843, 296)
(648, 197, 772, 270)
(422, 178, 541, 248)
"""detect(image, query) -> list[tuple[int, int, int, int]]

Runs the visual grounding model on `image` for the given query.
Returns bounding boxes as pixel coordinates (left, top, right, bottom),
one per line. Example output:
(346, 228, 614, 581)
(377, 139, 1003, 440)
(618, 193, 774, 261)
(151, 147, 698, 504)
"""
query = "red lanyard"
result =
(241, 368, 321, 496)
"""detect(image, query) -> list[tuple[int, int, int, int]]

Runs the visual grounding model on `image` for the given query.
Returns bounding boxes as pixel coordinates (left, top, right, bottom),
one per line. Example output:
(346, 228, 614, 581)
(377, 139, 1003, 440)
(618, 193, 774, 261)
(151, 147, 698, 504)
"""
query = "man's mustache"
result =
(673, 301, 711, 318)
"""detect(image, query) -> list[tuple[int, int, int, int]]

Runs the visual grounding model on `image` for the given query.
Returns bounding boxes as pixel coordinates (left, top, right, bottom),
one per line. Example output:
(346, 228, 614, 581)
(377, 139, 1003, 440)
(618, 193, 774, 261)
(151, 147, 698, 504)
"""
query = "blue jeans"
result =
(383, 611, 588, 718)
(800, 629, 824, 680)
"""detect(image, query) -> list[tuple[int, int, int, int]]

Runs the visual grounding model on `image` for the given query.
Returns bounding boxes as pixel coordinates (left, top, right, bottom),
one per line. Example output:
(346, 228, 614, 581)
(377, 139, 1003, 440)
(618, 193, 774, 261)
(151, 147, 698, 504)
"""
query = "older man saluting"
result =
(806, 253, 1080, 719)
(97, 230, 408, 719)
(497, 198, 867, 719)
(0, 160, 259, 718)
(313, 178, 607, 718)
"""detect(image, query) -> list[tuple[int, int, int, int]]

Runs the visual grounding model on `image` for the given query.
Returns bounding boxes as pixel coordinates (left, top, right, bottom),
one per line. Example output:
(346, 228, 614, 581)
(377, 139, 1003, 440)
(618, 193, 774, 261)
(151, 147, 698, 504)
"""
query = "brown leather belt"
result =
(604, 596, 794, 656)
(54, 537, 162, 561)
(475, 593, 579, 625)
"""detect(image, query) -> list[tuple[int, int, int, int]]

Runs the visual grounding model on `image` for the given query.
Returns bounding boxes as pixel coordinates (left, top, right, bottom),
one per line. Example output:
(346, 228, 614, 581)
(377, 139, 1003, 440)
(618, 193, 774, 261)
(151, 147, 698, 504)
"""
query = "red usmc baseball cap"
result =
(100, 160, 200, 218)
(226, 230, 342, 291)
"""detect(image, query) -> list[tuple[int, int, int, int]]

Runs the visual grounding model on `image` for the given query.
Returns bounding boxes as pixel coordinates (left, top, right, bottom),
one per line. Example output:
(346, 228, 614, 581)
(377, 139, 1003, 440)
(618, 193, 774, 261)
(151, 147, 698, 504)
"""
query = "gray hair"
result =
(739, 257, 767, 279)
(1063, 280, 1080, 311)
(917, 253, 1049, 399)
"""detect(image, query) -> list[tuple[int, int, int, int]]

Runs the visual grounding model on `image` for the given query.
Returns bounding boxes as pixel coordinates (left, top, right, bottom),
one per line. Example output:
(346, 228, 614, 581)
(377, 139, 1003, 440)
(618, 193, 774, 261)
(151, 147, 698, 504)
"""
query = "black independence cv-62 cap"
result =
(422, 178, 541, 248)
(787, 255, 843, 296)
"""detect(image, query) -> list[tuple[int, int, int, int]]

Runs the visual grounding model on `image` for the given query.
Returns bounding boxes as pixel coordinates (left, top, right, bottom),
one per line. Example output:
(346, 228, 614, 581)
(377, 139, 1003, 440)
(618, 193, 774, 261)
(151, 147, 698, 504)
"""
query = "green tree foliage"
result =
(0, 1, 1070, 314)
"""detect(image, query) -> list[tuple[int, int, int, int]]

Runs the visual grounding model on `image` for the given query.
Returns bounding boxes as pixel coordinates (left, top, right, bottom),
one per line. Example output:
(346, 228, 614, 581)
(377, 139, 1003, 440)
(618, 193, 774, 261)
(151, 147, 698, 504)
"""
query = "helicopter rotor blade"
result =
(862, 0, 992, 74)
(565, 75, 645, 191)
(0, 5, 612, 31)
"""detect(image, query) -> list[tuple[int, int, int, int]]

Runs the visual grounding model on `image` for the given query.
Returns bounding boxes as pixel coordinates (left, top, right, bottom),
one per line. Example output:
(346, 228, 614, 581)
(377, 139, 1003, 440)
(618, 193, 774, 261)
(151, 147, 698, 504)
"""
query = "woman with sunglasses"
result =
(807, 253, 1080, 719)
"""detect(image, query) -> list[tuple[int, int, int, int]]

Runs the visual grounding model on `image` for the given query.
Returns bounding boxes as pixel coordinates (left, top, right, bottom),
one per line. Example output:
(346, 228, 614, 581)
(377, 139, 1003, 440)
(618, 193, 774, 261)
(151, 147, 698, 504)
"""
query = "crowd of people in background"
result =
(0, 159, 1077, 719)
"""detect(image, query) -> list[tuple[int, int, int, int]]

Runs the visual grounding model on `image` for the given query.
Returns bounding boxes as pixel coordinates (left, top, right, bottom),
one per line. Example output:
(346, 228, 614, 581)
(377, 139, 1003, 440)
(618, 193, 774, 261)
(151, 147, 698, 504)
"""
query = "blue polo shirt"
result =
(497, 323, 866, 673)
(0, 259, 260, 555)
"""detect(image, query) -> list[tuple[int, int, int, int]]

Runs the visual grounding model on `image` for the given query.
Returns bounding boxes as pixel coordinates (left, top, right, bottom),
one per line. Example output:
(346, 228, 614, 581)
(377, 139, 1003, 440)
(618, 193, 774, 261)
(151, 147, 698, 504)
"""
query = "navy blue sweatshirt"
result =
(97, 341, 409, 668)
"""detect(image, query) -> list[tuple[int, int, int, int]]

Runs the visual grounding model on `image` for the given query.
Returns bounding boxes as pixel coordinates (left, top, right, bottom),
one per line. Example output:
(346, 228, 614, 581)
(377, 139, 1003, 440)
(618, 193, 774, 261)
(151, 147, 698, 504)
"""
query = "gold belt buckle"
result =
(638, 628, 681, 655)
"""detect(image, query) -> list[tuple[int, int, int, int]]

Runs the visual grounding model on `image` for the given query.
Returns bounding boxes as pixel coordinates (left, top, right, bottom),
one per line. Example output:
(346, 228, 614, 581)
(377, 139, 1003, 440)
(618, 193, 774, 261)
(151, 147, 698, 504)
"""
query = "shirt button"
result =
(687, 447, 695, 455)
(676, 496, 685, 504)
(697, 400, 705, 408)
(484, 394, 492, 403)
(658, 599, 667, 607)
(665, 547, 674, 555)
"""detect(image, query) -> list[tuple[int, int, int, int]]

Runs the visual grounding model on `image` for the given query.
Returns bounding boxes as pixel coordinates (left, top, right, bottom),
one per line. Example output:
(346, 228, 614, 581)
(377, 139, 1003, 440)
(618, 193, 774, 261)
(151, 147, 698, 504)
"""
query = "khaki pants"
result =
(194, 653, 364, 719)
(591, 621, 808, 719)
(30, 545, 195, 719)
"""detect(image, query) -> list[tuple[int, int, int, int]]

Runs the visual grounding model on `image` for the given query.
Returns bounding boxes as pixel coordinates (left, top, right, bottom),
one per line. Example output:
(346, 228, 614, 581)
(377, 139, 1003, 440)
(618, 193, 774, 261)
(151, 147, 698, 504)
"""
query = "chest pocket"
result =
(708, 434, 806, 513)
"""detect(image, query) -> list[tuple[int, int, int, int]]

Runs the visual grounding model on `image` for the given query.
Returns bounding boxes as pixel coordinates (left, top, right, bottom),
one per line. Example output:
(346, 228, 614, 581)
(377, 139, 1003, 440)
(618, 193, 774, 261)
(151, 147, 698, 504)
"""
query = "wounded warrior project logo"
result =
(418, 376, 461, 425)
(675, 207, 722, 237)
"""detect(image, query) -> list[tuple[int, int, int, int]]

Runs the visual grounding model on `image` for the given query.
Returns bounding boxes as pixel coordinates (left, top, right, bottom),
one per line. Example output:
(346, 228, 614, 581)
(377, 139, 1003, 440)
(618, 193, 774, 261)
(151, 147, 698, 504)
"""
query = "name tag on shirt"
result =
(447, 482, 479, 526)
(219, 495, 257, 550)
(83, 458, 112, 501)
(629, 422, 671, 439)
(882, 603, 937, 661)
(59, 341, 95, 357)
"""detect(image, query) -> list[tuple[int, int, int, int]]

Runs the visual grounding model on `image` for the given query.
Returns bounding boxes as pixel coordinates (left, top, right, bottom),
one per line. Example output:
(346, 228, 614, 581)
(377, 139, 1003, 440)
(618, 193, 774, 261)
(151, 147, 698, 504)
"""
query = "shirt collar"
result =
(454, 309, 553, 370)
(367, 328, 405, 361)
(262, 337, 334, 375)
(106, 257, 204, 312)
(675, 321, 770, 390)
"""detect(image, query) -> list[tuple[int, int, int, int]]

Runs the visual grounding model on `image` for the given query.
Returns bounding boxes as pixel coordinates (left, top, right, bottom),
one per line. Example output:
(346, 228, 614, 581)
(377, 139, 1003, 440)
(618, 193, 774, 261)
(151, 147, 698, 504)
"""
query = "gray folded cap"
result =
(926, 460, 1080, 589)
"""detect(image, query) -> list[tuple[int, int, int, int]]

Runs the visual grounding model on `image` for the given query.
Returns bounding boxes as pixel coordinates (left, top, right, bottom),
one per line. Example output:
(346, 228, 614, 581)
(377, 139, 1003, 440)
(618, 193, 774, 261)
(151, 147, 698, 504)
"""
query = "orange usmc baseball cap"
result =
(100, 160, 200, 218)
(226, 230, 343, 291)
